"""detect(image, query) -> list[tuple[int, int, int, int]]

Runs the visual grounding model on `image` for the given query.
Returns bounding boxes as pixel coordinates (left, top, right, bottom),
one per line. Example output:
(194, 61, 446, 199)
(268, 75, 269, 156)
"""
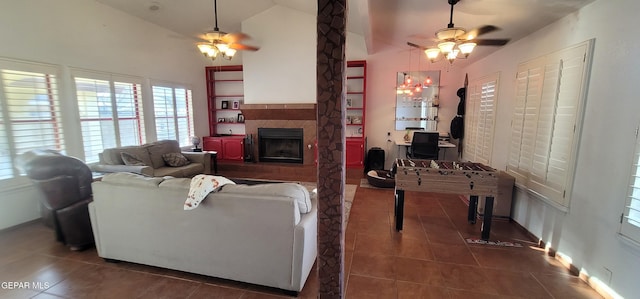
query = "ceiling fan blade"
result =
(463, 25, 499, 40)
(407, 42, 427, 50)
(473, 39, 510, 46)
(221, 32, 250, 44)
(229, 43, 259, 51)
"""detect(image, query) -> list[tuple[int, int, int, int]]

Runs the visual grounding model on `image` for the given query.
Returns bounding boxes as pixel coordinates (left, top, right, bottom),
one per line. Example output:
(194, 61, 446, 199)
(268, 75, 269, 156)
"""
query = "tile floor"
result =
(0, 180, 603, 298)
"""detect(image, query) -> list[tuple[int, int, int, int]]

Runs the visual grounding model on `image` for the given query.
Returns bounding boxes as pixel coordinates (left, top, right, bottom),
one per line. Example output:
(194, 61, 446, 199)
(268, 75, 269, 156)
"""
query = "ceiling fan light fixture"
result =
(458, 42, 476, 56)
(438, 41, 456, 54)
(197, 43, 212, 55)
(425, 48, 440, 62)
(224, 48, 237, 59)
(446, 49, 459, 64)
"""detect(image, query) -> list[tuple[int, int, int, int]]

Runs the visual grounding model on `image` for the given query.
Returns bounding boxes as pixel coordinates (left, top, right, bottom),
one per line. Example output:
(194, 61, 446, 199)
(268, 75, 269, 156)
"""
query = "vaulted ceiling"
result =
(96, 0, 595, 64)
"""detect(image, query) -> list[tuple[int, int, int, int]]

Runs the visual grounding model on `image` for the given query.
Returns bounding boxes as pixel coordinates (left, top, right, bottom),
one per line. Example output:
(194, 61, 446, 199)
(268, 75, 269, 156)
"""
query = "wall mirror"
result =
(395, 70, 440, 131)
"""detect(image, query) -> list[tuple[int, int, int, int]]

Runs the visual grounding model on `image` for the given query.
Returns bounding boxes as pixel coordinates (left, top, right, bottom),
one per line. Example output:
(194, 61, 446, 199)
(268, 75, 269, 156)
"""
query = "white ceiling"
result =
(96, 0, 595, 64)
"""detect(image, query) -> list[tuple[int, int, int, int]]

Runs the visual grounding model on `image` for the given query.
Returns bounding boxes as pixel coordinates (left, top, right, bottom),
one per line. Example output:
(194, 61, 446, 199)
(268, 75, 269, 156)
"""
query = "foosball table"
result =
(393, 159, 499, 240)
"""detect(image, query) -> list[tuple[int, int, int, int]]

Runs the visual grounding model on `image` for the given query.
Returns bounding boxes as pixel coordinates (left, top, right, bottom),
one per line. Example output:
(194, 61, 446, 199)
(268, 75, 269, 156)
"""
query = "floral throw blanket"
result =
(184, 175, 236, 210)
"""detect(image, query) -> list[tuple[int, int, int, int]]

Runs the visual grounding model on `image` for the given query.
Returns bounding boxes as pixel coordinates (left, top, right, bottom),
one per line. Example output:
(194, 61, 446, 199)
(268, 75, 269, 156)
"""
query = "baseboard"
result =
(509, 218, 619, 299)
(0, 218, 41, 234)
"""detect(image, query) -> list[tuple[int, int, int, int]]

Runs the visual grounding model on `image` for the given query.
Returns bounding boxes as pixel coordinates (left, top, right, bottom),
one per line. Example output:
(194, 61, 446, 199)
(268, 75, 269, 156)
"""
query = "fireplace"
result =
(258, 128, 304, 164)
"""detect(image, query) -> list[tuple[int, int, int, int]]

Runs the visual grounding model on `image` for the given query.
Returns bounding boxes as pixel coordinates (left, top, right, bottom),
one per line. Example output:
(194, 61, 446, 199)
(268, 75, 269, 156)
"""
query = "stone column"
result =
(316, 0, 347, 298)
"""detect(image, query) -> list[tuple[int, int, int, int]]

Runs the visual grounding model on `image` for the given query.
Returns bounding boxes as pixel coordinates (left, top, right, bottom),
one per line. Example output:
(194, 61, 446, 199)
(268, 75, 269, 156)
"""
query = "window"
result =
(152, 84, 194, 147)
(620, 126, 640, 242)
(73, 71, 145, 163)
(507, 40, 592, 208)
(464, 73, 498, 165)
(0, 59, 64, 180)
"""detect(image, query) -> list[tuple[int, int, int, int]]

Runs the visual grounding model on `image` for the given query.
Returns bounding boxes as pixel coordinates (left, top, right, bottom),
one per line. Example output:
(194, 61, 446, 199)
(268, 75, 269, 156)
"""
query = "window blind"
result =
(620, 127, 640, 242)
(464, 73, 498, 165)
(507, 41, 592, 207)
(73, 71, 145, 163)
(0, 61, 64, 180)
(152, 85, 194, 147)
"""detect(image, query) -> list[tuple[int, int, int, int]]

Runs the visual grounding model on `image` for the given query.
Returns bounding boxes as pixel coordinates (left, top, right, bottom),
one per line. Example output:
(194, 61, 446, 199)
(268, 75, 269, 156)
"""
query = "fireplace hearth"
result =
(258, 128, 304, 164)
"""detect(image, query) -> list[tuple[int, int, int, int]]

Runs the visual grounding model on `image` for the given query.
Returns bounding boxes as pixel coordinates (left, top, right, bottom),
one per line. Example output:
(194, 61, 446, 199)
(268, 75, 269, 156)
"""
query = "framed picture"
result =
(237, 113, 245, 123)
(221, 101, 229, 109)
(217, 118, 225, 123)
(232, 100, 240, 109)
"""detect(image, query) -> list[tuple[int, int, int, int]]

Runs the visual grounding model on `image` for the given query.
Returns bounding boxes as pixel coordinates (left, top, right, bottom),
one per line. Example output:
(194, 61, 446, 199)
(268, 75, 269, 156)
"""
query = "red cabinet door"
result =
(221, 138, 244, 161)
(202, 137, 223, 153)
(346, 139, 364, 167)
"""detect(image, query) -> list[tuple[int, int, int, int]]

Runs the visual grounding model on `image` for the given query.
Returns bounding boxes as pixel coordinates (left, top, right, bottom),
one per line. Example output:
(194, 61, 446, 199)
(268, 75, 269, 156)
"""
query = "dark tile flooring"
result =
(0, 170, 603, 298)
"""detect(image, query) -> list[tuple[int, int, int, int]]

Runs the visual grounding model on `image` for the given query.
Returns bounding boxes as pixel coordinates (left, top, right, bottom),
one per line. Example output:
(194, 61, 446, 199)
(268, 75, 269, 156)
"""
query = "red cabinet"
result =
(203, 136, 244, 161)
(346, 138, 364, 167)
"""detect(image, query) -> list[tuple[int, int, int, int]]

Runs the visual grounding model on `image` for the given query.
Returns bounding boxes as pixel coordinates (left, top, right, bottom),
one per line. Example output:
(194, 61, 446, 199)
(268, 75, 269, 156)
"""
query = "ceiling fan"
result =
(197, 0, 259, 60)
(408, 0, 510, 63)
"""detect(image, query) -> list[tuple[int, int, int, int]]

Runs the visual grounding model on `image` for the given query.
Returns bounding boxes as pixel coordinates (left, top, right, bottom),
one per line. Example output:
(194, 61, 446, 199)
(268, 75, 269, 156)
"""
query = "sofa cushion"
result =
(158, 177, 191, 191)
(146, 140, 181, 169)
(121, 152, 146, 166)
(153, 163, 203, 178)
(162, 152, 190, 167)
(184, 175, 236, 210)
(221, 183, 312, 214)
(102, 146, 152, 167)
(101, 172, 163, 188)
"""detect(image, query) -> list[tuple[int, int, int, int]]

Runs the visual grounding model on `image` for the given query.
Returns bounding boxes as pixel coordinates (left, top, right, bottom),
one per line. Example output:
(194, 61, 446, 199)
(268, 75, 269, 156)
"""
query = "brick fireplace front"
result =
(241, 104, 317, 165)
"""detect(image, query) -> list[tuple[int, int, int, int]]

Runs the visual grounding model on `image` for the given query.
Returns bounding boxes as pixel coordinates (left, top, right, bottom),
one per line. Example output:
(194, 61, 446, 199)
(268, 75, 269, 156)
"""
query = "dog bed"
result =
(366, 170, 395, 188)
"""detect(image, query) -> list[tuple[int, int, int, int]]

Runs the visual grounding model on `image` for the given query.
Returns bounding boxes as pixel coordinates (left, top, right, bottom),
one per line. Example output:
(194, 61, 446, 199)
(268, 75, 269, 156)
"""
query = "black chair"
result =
(407, 132, 439, 160)
(18, 150, 95, 251)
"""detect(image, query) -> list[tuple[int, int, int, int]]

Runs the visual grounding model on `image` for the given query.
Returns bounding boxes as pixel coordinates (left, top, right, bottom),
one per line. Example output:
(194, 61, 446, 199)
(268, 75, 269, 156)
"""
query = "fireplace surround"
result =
(241, 103, 317, 165)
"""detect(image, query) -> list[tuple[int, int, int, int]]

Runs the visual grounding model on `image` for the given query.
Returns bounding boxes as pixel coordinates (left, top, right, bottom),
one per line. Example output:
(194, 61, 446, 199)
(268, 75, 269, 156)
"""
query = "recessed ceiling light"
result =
(149, 2, 160, 12)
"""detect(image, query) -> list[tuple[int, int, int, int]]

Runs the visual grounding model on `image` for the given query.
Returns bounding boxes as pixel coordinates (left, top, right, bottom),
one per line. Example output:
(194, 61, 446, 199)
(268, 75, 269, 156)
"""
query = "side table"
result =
(205, 151, 218, 174)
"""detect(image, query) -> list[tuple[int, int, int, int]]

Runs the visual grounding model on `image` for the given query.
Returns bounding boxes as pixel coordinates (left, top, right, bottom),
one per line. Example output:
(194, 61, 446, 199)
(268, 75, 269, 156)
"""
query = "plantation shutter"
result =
(153, 86, 177, 141)
(464, 73, 498, 165)
(464, 84, 479, 160)
(73, 71, 145, 163)
(0, 60, 64, 179)
(621, 127, 640, 242)
(152, 84, 194, 146)
(75, 77, 116, 163)
(477, 77, 497, 165)
(174, 88, 194, 146)
(507, 41, 591, 207)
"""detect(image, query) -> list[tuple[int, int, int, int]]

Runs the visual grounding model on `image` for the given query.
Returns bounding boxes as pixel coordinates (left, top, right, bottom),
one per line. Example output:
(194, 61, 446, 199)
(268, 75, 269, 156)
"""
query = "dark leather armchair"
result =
(407, 132, 439, 160)
(18, 150, 94, 251)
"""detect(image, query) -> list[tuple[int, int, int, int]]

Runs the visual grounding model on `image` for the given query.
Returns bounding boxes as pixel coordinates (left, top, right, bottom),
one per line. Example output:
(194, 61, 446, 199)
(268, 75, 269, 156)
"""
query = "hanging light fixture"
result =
(424, 37, 476, 65)
(197, 0, 257, 61)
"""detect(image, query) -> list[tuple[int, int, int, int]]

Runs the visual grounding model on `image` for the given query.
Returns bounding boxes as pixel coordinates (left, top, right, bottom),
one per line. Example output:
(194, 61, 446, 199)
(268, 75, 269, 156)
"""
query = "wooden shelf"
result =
(206, 65, 246, 136)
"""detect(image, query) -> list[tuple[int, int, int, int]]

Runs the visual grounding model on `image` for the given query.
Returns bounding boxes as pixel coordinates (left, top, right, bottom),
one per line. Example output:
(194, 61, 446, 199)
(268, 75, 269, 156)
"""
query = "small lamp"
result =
(191, 136, 202, 152)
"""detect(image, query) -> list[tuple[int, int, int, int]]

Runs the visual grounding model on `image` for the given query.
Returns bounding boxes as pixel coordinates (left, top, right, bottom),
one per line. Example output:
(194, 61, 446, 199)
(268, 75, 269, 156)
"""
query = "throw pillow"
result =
(184, 175, 236, 210)
(162, 152, 190, 167)
(121, 152, 146, 166)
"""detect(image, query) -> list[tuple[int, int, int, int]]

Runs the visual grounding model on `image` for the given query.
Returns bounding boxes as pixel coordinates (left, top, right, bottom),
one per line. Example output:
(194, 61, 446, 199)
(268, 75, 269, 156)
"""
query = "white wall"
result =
(242, 6, 316, 104)
(0, 0, 209, 229)
(240, 5, 368, 104)
(462, 0, 640, 297)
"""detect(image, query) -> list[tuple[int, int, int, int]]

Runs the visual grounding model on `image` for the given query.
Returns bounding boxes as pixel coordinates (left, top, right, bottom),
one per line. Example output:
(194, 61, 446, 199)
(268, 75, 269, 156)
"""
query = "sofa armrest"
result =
(292, 196, 318, 291)
(182, 152, 212, 174)
(90, 164, 154, 176)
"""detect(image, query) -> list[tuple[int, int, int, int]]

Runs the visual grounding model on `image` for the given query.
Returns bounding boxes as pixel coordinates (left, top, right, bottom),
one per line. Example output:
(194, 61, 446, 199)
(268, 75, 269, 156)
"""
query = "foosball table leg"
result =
(481, 196, 495, 241)
(394, 189, 405, 231)
(468, 195, 478, 224)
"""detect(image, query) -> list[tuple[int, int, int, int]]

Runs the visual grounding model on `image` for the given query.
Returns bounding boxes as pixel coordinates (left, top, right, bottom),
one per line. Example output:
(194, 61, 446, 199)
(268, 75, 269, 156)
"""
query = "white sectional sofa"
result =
(89, 172, 317, 293)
